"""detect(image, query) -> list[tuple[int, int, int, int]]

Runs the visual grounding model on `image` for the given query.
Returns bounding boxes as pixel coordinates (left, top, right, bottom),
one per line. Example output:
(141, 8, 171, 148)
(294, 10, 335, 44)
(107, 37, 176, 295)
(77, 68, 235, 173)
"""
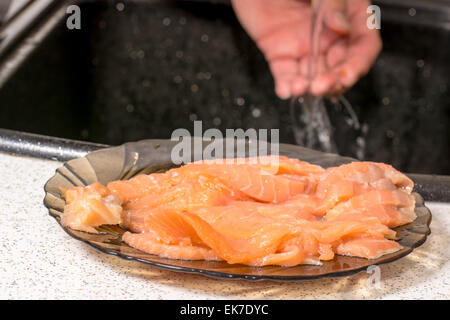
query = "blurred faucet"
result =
(0, 0, 12, 26)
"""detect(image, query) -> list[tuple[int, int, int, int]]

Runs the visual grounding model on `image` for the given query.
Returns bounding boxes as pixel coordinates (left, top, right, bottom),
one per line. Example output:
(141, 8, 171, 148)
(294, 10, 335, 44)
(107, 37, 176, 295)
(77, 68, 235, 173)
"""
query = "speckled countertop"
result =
(0, 152, 449, 300)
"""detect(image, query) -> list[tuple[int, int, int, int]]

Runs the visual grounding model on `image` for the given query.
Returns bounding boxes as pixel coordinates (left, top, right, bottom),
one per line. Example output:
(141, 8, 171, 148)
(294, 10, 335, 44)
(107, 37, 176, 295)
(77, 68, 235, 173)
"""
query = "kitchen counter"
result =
(0, 151, 449, 300)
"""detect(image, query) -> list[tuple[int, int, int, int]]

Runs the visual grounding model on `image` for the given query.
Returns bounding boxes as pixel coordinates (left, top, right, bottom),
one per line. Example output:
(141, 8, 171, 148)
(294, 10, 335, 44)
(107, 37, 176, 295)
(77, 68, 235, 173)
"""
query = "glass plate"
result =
(43, 140, 432, 281)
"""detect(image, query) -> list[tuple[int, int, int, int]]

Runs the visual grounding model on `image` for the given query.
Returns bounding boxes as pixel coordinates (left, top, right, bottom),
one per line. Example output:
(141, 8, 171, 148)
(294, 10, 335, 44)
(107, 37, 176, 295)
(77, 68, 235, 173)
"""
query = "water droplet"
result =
(345, 118, 354, 127)
(213, 117, 222, 126)
(362, 123, 369, 135)
(196, 72, 212, 80)
(356, 137, 365, 146)
(191, 84, 199, 93)
(136, 50, 145, 59)
(252, 108, 261, 118)
(126, 104, 134, 113)
(116, 2, 125, 11)
(221, 89, 230, 97)
(163, 17, 171, 26)
(81, 129, 89, 138)
(386, 130, 395, 138)
(416, 59, 424, 68)
(189, 114, 198, 121)
(201, 34, 209, 42)
(236, 97, 245, 106)
(356, 136, 365, 160)
(179, 17, 187, 25)
(408, 8, 416, 16)
(382, 97, 390, 106)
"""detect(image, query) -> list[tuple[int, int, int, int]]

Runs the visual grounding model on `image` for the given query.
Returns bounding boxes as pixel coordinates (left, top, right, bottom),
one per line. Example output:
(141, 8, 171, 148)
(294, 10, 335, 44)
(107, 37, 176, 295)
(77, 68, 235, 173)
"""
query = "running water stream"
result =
(290, 0, 363, 157)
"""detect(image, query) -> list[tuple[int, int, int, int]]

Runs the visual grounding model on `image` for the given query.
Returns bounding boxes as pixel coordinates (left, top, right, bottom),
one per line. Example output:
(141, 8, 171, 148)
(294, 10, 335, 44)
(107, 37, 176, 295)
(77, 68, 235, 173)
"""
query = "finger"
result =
(268, 58, 298, 99)
(326, 38, 347, 68)
(276, 78, 293, 100)
(291, 75, 308, 97)
(336, 56, 368, 88)
(335, 32, 382, 88)
(318, 27, 342, 53)
(310, 70, 338, 96)
(326, 0, 381, 89)
(299, 54, 328, 78)
(321, 0, 350, 36)
(299, 56, 309, 77)
(316, 54, 328, 76)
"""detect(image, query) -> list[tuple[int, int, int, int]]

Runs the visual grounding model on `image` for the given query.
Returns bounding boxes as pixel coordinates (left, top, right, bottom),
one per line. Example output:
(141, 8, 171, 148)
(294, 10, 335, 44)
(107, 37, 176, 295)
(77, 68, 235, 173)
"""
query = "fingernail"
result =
(276, 85, 291, 99)
(311, 80, 326, 96)
(341, 71, 357, 87)
(334, 12, 351, 31)
(291, 80, 307, 96)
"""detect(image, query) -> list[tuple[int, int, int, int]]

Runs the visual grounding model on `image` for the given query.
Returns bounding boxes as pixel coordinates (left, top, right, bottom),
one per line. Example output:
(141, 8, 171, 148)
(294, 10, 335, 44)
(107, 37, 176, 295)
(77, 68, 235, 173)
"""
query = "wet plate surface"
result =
(43, 140, 432, 281)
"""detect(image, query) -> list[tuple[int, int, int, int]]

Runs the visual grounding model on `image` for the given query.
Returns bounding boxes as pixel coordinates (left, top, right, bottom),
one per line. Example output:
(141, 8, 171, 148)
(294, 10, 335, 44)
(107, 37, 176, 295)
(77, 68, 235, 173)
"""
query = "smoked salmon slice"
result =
(336, 238, 402, 259)
(107, 173, 168, 203)
(325, 189, 416, 224)
(60, 157, 416, 266)
(122, 231, 221, 261)
(60, 182, 122, 233)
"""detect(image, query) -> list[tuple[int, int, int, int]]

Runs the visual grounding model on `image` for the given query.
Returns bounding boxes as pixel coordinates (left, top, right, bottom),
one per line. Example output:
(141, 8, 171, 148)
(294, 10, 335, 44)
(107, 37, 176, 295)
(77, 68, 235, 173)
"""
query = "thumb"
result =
(319, 0, 350, 35)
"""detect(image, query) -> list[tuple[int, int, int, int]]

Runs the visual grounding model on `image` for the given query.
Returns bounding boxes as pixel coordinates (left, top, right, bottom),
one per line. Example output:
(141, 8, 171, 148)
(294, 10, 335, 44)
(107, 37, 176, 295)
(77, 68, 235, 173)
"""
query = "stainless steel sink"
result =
(0, 0, 449, 174)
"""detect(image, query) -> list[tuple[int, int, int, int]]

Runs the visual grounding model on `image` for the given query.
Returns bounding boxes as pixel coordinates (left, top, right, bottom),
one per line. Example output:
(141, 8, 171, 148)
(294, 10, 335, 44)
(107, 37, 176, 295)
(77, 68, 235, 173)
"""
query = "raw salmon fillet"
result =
(61, 156, 415, 266)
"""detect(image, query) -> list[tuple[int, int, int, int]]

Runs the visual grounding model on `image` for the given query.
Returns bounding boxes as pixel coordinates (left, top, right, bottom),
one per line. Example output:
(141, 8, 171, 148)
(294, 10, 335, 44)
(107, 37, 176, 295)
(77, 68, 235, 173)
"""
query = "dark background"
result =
(0, 0, 448, 174)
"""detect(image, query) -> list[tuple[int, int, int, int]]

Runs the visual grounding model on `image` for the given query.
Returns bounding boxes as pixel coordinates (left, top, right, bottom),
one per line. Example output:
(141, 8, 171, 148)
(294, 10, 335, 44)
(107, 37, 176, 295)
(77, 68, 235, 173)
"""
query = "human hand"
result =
(231, 0, 382, 99)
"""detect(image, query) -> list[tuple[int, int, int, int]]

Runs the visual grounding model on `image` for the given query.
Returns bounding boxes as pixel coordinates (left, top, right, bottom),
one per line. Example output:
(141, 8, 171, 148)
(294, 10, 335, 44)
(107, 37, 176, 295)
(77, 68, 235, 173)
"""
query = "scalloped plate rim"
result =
(43, 139, 432, 281)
